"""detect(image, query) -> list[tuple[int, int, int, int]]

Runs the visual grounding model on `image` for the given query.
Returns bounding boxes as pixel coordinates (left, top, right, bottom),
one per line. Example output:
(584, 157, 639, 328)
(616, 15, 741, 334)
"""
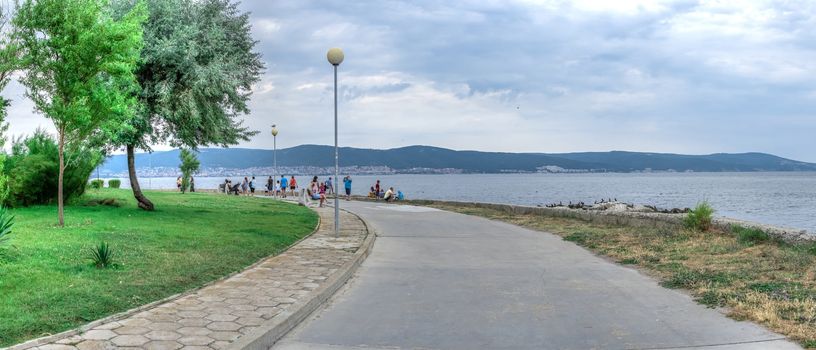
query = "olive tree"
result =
(113, 0, 262, 210)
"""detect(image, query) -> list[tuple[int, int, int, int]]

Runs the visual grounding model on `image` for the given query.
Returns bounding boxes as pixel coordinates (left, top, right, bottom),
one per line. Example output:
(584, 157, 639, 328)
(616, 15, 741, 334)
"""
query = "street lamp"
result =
(271, 124, 278, 192)
(327, 47, 343, 238)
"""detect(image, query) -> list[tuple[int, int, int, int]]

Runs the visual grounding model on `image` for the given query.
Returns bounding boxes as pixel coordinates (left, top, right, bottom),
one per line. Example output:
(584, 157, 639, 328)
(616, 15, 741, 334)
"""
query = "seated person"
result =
(383, 187, 395, 202)
(397, 190, 404, 201)
(368, 186, 376, 198)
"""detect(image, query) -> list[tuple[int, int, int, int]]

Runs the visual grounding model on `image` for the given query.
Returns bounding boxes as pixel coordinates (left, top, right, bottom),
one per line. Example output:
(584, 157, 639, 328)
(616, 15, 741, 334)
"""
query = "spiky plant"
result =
(90, 241, 114, 268)
(0, 206, 13, 245)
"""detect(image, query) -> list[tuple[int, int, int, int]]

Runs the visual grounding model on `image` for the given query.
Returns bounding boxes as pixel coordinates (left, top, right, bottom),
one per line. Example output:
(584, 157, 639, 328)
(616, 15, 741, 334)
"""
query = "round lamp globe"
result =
(327, 48, 344, 66)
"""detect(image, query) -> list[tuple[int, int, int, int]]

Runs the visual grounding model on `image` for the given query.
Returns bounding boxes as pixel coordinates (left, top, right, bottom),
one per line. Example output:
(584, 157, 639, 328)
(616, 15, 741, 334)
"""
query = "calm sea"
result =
(104, 172, 816, 233)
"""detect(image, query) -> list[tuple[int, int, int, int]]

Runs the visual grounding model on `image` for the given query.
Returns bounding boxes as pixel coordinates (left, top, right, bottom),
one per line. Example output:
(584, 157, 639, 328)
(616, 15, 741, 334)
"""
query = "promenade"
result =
(11, 207, 369, 350)
(275, 201, 801, 350)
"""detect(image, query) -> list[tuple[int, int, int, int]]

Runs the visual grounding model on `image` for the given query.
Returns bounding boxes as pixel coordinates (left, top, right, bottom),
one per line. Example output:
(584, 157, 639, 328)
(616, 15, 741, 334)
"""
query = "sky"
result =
(4, 0, 816, 162)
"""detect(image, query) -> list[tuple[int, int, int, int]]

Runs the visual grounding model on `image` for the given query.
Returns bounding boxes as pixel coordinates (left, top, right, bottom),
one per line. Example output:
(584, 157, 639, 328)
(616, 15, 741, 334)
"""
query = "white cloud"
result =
(254, 18, 281, 37)
(3, 0, 816, 162)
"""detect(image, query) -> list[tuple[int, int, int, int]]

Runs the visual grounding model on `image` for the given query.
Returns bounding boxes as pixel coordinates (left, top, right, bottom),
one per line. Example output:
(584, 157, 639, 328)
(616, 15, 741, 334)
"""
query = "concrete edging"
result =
(2, 202, 322, 350)
(227, 209, 377, 350)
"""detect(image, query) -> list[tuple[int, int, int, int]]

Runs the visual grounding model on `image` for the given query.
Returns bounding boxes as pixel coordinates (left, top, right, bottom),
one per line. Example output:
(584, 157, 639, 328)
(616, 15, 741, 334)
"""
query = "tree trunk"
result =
(127, 144, 154, 211)
(58, 127, 65, 227)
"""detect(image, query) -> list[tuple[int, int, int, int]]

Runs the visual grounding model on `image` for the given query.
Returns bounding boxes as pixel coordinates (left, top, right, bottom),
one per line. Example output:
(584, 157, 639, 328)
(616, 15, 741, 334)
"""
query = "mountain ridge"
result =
(96, 145, 816, 175)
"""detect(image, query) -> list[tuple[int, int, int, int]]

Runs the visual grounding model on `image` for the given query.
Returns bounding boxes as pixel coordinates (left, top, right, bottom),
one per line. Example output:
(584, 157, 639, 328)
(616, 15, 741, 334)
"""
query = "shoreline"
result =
(350, 196, 815, 242)
(136, 189, 816, 240)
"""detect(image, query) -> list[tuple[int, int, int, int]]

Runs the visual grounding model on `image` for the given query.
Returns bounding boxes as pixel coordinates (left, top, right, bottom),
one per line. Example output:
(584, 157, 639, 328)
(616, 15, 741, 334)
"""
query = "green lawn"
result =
(0, 189, 318, 346)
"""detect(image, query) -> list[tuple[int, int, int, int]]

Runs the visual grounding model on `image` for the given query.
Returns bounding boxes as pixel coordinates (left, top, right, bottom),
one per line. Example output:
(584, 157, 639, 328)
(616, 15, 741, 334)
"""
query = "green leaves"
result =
(13, 0, 147, 224)
(89, 241, 114, 268)
(122, 0, 263, 150)
(684, 201, 715, 232)
(14, 0, 145, 136)
(0, 206, 13, 245)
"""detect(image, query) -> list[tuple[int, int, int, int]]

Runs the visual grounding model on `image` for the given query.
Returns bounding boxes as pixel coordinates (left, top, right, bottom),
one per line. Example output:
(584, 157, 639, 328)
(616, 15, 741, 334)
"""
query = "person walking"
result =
(241, 177, 249, 196)
(290, 176, 298, 196)
(343, 175, 352, 200)
(266, 176, 274, 196)
(249, 176, 256, 195)
(280, 175, 288, 198)
(190, 176, 195, 192)
(325, 177, 334, 195)
(176, 176, 182, 192)
(318, 182, 327, 207)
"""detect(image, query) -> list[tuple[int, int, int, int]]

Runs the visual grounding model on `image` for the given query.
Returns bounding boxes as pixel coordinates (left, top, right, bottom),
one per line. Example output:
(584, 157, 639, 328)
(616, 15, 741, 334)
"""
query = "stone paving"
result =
(17, 207, 367, 350)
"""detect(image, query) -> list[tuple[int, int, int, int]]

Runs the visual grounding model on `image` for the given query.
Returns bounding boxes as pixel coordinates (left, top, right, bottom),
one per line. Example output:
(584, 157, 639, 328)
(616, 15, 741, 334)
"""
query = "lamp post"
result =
(327, 47, 344, 238)
(271, 124, 278, 191)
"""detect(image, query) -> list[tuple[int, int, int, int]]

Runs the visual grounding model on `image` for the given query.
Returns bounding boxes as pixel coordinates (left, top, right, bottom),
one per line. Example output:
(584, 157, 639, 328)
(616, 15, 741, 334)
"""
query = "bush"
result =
(89, 241, 114, 268)
(108, 179, 121, 189)
(733, 225, 770, 245)
(3, 129, 102, 207)
(0, 206, 12, 245)
(684, 201, 715, 232)
(89, 179, 104, 189)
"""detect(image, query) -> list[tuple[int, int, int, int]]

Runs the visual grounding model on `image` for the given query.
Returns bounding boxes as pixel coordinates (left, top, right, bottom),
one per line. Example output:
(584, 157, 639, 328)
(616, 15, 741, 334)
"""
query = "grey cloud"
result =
(3, 0, 816, 162)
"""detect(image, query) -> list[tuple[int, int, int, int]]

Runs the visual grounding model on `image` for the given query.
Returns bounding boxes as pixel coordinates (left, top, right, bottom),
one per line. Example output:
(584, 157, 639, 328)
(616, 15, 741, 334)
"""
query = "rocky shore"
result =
(392, 197, 815, 244)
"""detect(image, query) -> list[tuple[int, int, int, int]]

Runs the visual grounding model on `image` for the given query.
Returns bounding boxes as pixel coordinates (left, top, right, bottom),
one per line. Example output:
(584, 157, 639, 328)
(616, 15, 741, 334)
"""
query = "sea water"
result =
(102, 172, 816, 233)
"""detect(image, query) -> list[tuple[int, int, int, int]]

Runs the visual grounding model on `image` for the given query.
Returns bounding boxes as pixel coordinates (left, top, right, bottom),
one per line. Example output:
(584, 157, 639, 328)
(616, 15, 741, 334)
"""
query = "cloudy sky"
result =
(5, 0, 816, 161)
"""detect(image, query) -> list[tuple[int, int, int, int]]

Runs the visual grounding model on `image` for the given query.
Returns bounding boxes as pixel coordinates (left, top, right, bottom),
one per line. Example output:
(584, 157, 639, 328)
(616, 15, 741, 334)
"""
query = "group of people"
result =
(222, 175, 353, 204)
(263, 175, 299, 198)
(176, 176, 195, 192)
(217, 175, 403, 204)
(304, 175, 355, 206)
(220, 176, 257, 195)
(369, 179, 403, 202)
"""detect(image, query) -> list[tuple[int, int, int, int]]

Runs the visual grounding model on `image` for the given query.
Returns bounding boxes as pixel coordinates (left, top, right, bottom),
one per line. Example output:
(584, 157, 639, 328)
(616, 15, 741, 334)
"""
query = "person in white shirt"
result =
(384, 187, 395, 202)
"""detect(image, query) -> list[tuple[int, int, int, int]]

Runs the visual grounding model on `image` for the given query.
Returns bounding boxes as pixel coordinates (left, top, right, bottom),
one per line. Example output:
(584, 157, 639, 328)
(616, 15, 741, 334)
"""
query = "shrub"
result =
(108, 179, 121, 189)
(733, 225, 770, 245)
(0, 206, 13, 245)
(89, 241, 114, 268)
(89, 179, 104, 189)
(3, 129, 102, 207)
(683, 201, 715, 232)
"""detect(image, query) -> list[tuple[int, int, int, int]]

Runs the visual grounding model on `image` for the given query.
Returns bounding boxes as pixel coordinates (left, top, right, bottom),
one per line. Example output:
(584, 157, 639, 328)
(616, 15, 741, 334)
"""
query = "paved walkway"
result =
(15, 206, 367, 350)
(276, 201, 801, 350)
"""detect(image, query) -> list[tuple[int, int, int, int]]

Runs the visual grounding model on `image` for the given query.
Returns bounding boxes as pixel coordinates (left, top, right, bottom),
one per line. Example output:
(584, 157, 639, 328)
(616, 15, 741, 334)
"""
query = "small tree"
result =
(179, 149, 199, 194)
(13, 0, 147, 225)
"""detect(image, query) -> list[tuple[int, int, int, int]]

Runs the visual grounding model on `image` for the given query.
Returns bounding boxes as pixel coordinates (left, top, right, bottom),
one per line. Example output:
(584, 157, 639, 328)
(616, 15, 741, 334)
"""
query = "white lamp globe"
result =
(271, 124, 278, 137)
(327, 48, 344, 66)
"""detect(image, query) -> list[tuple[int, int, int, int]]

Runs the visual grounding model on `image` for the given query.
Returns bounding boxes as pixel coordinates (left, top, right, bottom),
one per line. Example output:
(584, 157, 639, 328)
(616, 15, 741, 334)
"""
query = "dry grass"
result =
(427, 202, 816, 348)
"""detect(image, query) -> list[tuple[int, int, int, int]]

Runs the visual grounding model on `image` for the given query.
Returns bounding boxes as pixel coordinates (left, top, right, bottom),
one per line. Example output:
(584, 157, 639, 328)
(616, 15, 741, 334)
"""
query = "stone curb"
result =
(227, 209, 376, 350)
(2, 204, 323, 350)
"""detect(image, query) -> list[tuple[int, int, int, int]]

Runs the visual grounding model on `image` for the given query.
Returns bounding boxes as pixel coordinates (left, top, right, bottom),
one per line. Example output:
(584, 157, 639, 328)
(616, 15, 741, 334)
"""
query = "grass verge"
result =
(0, 189, 317, 346)
(426, 202, 816, 348)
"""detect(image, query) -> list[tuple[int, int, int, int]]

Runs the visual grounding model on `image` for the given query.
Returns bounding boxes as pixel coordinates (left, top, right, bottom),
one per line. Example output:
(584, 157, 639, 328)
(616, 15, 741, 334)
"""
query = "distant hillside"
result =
(98, 145, 816, 174)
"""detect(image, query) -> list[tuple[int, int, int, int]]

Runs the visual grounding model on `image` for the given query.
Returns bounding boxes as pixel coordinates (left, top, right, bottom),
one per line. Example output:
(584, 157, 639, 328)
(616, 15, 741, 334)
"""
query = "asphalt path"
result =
(273, 201, 800, 350)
